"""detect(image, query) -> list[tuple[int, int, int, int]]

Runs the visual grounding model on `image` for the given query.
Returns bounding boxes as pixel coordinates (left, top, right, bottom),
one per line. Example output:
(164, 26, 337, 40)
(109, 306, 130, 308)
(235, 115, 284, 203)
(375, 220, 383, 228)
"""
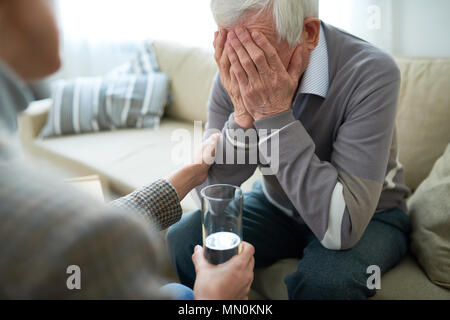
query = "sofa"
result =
(18, 41, 450, 300)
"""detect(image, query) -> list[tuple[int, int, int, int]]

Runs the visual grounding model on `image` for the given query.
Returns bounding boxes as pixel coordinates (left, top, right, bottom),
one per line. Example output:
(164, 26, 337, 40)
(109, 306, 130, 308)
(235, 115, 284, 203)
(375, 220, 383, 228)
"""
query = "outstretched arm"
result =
(111, 134, 220, 230)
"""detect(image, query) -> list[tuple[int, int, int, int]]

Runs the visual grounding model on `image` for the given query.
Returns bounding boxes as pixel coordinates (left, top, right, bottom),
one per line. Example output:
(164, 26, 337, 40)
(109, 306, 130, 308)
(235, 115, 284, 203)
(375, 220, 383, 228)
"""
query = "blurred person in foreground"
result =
(0, 0, 254, 300)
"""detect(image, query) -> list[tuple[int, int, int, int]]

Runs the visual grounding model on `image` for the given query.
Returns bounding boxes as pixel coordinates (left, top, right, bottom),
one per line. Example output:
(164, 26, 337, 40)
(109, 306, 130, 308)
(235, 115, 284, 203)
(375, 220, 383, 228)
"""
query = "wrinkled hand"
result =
(192, 241, 255, 300)
(214, 30, 254, 129)
(227, 28, 304, 121)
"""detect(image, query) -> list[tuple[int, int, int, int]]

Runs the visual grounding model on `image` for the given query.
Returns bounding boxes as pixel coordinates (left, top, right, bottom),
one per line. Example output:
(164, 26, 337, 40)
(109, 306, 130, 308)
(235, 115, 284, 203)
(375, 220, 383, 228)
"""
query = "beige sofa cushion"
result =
(32, 118, 199, 210)
(396, 57, 450, 191)
(153, 41, 218, 124)
(409, 144, 450, 289)
(252, 255, 450, 300)
(370, 255, 450, 300)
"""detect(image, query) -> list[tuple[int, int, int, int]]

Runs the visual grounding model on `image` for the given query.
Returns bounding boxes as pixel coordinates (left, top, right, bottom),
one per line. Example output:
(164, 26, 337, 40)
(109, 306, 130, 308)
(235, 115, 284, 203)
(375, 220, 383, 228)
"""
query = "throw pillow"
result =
(39, 73, 169, 138)
(409, 143, 450, 289)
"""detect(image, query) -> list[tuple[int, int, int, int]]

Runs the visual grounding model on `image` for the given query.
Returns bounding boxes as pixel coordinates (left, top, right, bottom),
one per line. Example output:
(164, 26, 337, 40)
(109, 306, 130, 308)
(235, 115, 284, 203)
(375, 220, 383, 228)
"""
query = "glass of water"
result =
(200, 184, 243, 265)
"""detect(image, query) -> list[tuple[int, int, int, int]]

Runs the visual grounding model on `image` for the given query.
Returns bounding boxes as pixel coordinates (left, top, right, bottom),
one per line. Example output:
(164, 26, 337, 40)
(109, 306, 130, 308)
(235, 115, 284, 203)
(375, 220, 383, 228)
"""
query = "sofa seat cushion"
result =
(32, 117, 261, 212)
(34, 118, 198, 210)
(252, 255, 450, 300)
(370, 255, 450, 300)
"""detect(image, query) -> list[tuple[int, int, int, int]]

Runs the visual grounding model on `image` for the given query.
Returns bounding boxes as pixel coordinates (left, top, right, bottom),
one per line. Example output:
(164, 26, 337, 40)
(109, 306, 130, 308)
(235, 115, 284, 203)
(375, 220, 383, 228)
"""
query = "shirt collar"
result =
(298, 24, 329, 98)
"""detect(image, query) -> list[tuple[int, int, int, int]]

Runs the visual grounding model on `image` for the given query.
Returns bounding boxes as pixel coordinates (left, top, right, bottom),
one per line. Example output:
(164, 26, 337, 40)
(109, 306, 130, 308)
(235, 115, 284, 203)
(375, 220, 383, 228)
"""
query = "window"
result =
(56, 0, 217, 48)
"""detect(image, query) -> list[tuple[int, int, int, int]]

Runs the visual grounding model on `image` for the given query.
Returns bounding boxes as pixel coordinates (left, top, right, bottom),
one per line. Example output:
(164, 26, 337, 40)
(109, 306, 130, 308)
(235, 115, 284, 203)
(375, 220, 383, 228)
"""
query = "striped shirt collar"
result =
(298, 24, 329, 98)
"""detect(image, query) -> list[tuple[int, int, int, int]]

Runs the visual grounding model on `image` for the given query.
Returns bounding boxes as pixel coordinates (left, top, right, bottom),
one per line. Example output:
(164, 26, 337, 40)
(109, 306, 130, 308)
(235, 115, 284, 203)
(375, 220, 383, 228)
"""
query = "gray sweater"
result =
(200, 22, 410, 251)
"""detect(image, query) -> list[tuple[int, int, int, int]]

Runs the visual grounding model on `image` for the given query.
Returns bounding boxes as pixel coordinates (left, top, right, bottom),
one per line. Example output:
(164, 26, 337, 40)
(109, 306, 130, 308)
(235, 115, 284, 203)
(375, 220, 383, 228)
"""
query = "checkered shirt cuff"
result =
(111, 179, 182, 230)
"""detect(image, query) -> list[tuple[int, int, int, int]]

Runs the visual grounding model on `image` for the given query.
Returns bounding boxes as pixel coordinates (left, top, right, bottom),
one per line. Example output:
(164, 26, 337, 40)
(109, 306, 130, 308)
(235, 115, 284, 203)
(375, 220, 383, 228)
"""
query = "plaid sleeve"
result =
(110, 179, 182, 231)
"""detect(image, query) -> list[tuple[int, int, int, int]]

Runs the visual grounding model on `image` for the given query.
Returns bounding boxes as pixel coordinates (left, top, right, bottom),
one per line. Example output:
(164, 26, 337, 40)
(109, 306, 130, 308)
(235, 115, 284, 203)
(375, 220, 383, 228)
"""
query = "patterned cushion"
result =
(40, 40, 169, 138)
(39, 73, 169, 138)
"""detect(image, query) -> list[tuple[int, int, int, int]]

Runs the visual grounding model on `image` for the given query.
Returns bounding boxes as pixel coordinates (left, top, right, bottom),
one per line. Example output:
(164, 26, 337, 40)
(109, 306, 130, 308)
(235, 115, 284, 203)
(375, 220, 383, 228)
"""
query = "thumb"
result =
(287, 45, 304, 81)
(239, 241, 255, 260)
(191, 245, 208, 273)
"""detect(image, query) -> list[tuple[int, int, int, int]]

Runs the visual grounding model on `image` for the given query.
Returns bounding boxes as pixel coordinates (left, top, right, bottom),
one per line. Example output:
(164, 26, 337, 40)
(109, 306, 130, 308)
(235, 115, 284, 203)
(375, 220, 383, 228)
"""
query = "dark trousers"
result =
(166, 181, 411, 300)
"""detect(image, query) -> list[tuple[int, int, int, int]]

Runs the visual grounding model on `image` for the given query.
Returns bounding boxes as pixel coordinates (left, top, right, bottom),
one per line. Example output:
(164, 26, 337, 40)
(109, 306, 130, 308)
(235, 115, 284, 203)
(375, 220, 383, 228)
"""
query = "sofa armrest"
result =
(18, 99, 51, 145)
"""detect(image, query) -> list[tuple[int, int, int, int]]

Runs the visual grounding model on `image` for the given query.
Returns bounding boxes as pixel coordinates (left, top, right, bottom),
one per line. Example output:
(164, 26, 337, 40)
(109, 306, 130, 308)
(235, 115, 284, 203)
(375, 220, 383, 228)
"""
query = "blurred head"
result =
(0, 0, 60, 82)
(211, 0, 320, 70)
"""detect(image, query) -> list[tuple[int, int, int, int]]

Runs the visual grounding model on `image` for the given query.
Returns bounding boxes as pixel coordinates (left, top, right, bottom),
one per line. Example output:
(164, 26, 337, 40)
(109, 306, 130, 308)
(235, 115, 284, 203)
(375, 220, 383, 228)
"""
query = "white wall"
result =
(392, 0, 450, 57)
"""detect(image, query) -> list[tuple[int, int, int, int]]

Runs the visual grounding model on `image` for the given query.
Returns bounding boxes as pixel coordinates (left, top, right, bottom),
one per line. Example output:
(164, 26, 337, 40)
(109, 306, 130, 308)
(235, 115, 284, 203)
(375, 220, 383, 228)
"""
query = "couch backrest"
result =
(395, 57, 450, 191)
(153, 41, 217, 124)
(154, 41, 450, 191)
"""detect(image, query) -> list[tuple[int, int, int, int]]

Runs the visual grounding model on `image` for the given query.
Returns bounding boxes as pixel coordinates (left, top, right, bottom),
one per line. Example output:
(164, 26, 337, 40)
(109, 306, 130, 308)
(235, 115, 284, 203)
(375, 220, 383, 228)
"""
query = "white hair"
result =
(211, 0, 319, 47)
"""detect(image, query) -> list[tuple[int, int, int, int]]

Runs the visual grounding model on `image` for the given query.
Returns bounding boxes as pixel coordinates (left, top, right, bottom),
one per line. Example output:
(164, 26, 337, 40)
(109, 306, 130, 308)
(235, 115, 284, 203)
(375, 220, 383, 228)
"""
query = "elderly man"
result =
(167, 0, 411, 300)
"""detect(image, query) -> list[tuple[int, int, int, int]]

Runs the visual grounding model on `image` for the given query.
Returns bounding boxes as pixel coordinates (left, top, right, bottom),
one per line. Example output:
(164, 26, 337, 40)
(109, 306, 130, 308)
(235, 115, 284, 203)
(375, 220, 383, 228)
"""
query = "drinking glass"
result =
(200, 184, 243, 265)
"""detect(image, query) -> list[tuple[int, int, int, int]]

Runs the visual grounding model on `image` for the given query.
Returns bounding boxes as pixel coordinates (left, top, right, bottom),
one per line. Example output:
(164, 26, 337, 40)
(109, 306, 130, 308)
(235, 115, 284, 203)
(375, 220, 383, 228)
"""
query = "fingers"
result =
(227, 241, 255, 270)
(230, 66, 238, 89)
(213, 31, 218, 49)
(239, 241, 255, 269)
(247, 255, 255, 271)
(228, 46, 248, 87)
(287, 45, 304, 81)
(214, 29, 227, 65)
(228, 31, 259, 81)
(251, 31, 285, 71)
(235, 28, 270, 75)
(214, 29, 231, 85)
(223, 241, 254, 269)
(239, 244, 255, 299)
(240, 241, 256, 259)
(220, 44, 232, 83)
(229, 68, 247, 118)
(229, 68, 239, 97)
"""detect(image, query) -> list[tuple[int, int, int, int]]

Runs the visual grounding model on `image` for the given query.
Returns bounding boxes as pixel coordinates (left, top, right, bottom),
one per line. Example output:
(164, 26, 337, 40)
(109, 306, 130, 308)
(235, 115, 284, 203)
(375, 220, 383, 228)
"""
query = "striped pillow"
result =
(40, 73, 169, 138)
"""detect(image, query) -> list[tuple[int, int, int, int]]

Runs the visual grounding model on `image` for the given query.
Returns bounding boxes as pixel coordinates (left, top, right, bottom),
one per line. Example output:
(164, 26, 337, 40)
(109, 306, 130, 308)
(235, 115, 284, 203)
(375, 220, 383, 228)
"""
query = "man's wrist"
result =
(253, 107, 291, 122)
(234, 114, 254, 129)
(254, 109, 297, 131)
